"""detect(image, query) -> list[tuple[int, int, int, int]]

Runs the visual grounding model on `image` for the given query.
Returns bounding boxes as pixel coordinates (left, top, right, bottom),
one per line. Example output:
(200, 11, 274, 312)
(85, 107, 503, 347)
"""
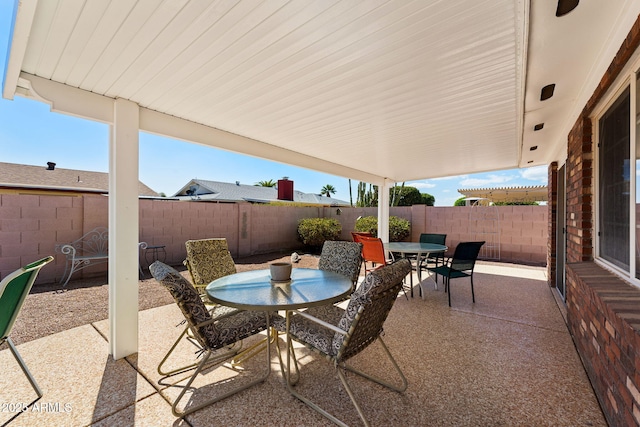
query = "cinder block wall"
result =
(1, 194, 547, 285)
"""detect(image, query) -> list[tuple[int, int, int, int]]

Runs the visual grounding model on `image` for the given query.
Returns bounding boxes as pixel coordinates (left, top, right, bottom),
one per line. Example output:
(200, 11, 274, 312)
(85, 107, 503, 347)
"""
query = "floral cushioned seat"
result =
(150, 261, 266, 350)
(150, 261, 271, 417)
(272, 258, 411, 357)
(184, 238, 237, 290)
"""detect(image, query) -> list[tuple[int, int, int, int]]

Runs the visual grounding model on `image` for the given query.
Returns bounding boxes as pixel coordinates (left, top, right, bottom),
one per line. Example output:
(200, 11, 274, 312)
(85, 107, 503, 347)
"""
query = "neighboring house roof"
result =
(457, 185, 547, 203)
(0, 162, 159, 197)
(173, 179, 350, 206)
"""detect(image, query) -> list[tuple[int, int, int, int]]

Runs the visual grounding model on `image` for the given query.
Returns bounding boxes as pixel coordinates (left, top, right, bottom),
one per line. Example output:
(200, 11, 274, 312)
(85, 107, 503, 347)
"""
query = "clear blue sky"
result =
(0, 2, 547, 206)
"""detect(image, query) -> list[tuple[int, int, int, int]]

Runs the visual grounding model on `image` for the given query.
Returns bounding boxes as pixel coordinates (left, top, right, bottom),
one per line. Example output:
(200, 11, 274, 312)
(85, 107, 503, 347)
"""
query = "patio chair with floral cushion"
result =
(272, 258, 411, 427)
(318, 240, 363, 288)
(1, 256, 54, 401)
(184, 238, 237, 297)
(150, 261, 269, 417)
(152, 239, 242, 368)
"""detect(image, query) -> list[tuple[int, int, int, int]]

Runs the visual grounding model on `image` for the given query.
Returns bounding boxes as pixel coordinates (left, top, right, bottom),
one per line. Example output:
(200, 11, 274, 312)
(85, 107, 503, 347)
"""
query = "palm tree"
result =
(255, 179, 277, 187)
(320, 184, 336, 197)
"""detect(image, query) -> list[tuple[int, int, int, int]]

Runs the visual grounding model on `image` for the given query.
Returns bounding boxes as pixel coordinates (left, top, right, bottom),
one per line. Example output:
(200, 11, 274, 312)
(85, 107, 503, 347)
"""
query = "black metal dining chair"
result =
(417, 233, 447, 282)
(426, 241, 484, 306)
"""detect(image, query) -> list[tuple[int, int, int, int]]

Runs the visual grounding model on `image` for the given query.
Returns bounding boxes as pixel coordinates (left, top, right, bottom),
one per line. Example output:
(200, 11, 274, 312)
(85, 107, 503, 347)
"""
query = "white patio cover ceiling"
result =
(4, 0, 640, 185)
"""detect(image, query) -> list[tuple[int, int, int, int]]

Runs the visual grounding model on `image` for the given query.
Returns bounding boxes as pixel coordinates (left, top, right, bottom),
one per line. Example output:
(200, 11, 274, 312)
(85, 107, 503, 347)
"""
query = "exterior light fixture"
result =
(541, 84, 555, 101)
(556, 0, 579, 17)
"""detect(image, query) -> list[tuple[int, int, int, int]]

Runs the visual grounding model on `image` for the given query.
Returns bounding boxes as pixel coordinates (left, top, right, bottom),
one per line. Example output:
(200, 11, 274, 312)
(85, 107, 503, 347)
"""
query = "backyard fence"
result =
(0, 194, 547, 285)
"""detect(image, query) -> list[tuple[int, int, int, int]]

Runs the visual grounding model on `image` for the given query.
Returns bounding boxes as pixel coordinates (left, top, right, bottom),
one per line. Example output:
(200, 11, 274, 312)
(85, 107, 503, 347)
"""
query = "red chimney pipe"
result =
(277, 179, 294, 201)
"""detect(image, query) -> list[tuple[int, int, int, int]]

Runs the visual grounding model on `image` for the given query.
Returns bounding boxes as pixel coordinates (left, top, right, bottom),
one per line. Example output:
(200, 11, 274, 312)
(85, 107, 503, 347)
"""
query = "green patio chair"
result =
(0, 256, 54, 399)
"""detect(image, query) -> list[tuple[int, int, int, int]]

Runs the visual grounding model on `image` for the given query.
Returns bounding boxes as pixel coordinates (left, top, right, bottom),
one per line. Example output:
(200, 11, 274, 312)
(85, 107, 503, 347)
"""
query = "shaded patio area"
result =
(0, 263, 605, 426)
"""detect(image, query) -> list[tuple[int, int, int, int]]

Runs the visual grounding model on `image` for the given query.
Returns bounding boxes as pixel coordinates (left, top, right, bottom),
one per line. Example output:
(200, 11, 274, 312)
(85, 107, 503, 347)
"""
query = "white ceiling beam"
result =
(20, 73, 114, 123)
(139, 108, 386, 186)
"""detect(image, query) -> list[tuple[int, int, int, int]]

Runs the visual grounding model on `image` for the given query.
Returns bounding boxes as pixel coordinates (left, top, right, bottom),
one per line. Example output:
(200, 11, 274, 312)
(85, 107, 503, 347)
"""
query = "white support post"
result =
(377, 179, 393, 243)
(109, 98, 140, 359)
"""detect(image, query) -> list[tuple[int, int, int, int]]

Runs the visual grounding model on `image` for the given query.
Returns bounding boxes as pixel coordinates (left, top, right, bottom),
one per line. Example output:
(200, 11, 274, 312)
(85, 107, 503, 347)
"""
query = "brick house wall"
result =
(560, 13, 640, 427)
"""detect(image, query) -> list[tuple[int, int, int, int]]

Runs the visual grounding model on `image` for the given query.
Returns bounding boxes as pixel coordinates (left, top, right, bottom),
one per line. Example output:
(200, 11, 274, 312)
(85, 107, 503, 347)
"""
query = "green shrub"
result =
(297, 218, 342, 247)
(354, 216, 411, 242)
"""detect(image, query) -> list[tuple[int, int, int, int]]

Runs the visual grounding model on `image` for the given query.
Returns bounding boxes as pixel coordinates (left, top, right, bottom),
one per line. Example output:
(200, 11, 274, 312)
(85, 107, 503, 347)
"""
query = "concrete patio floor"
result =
(0, 262, 607, 426)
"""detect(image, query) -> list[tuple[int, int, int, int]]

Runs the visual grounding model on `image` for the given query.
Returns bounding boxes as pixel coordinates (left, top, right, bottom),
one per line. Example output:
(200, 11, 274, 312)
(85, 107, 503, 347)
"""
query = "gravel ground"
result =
(4, 251, 320, 348)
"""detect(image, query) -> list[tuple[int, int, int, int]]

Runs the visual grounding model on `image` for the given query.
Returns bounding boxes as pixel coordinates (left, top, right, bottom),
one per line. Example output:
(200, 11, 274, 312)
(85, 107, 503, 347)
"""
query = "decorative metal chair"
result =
(272, 259, 412, 427)
(150, 261, 269, 417)
(426, 241, 484, 306)
(1, 256, 54, 401)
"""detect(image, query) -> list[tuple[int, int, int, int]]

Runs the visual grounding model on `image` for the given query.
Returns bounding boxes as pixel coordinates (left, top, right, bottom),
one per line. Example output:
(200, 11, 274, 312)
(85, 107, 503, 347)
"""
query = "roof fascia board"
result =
(2, 0, 36, 100)
(0, 182, 105, 193)
(139, 108, 386, 186)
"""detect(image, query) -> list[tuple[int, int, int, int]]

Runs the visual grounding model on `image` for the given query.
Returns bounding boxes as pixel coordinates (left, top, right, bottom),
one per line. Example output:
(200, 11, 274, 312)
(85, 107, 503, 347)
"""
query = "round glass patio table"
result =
(206, 268, 353, 389)
(205, 268, 352, 311)
(385, 242, 447, 297)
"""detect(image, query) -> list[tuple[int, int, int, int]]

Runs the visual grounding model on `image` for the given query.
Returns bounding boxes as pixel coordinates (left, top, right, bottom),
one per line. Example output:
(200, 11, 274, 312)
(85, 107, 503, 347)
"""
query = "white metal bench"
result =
(55, 227, 147, 287)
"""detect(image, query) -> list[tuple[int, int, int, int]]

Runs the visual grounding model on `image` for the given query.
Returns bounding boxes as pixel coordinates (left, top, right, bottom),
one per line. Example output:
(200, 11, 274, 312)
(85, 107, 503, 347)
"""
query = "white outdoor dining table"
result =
(385, 242, 447, 297)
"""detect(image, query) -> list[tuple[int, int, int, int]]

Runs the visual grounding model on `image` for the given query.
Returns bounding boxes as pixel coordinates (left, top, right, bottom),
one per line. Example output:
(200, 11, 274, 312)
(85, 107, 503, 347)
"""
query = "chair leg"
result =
(170, 325, 272, 417)
(470, 275, 475, 303)
(447, 277, 452, 307)
(158, 325, 242, 377)
(274, 329, 300, 386)
(231, 327, 277, 367)
(285, 336, 407, 427)
(7, 337, 42, 398)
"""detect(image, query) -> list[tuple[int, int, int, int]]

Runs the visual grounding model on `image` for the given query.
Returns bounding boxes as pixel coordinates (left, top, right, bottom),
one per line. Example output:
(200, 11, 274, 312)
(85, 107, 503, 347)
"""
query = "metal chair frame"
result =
(427, 241, 484, 306)
(150, 261, 270, 417)
(275, 259, 412, 427)
(0, 256, 54, 401)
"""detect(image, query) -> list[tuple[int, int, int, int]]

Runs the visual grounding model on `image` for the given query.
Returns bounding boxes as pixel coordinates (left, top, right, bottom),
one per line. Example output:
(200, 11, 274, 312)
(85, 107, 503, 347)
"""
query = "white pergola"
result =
(4, 0, 639, 358)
